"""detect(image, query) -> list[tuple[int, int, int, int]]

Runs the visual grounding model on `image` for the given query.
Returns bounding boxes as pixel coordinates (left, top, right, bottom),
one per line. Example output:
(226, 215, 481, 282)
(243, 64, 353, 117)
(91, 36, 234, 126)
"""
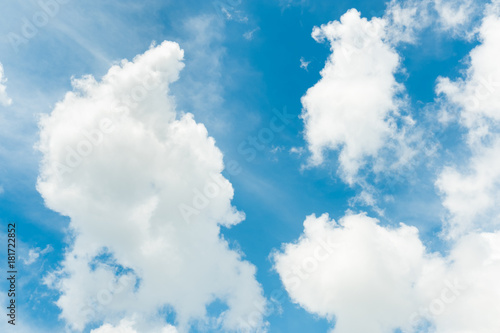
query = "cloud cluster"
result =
(273, 213, 500, 333)
(0, 63, 12, 106)
(37, 41, 266, 332)
(300, 0, 488, 186)
(436, 3, 500, 238)
(278, 2, 500, 333)
(436, 6, 500, 143)
(436, 138, 500, 238)
(384, 0, 482, 42)
(301, 9, 415, 184)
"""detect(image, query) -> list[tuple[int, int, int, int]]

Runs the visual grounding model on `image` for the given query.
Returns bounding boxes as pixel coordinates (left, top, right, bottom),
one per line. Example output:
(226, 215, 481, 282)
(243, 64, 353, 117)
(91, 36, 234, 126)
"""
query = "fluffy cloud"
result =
(301, 9, 415, 185)
(436, 138, 500, 238)
(273, 212, 500, 333)
(436, 5, 500, 143)
(383, 0, 433, 43)
(37, 41, 266, 332)
(0, 63, 12, 106)
(433, 0, 478, 33)
(281, 2, 500, 333)
(436, 3, 500, 238)
(431, 231, 500, 333)
(300, 0, 489, 186)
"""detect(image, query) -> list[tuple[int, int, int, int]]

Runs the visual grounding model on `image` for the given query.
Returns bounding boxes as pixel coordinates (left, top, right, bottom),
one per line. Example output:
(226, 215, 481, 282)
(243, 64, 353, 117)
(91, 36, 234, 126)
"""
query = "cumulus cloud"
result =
(0, 63, 12, 106)
(436, 138, 500, 238)
(273, 212, 500, 333)
(37, 41, 266, 332)
(301, 9, 415, 184)
(431, 231, 500, 333)
(278, 2, 500, 332)
(300, 0, 490, 186)
(436, 6, 500, 143)
(436, 4, 500, 238)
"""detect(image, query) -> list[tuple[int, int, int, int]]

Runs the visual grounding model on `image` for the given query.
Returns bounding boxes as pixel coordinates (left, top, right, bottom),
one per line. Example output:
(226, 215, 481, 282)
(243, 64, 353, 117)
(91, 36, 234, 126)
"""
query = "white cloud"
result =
(436, 7, 500, 144)
(436, 138, 500, 238)
(280, 2, 500, 332)
(435, 5, 500, 238)
(431, 231, 500, 333)
(383, 0, 433, 43)
(243, 27, 260, 40)
(289, 147, 305, 156)
(273, 212, 500, 333)
(37, 41, 266, 332)
(299, 1, 491, 186)
(433, 0, 477, 33)
(384, 0, 481, 43)
(301, 9, 415, 184)
(214, 1, 248, 23)
(299, 57, 310, 71)
(0, 63, 12, 106)
(23, 244, 53, 265)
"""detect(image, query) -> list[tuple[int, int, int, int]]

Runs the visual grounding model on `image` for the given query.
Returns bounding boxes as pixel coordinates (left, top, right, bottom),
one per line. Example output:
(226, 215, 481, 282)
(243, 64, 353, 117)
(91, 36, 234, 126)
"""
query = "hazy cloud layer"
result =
(0, 63, 12, 106)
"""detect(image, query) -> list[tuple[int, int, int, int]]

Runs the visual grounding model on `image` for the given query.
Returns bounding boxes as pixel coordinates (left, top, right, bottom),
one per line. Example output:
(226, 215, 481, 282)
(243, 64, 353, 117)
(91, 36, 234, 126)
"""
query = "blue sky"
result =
(1, 0, 500, 332)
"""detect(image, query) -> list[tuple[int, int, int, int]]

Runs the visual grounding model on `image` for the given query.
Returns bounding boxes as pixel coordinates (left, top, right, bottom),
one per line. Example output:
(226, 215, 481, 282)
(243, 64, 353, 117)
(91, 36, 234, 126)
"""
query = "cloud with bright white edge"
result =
(0, 62, 12, 106)
(436, 0, 500, 238)
(300, 0, 482, 186)
(300, 0, 489, 188)
(275, 2, 500, 332)
(436, 2, 500, 144)
(273, 213, 500, 333)
(301, 9, 416, 185)
(37, 41, 267, 333)
(436, 138, 500, 238)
